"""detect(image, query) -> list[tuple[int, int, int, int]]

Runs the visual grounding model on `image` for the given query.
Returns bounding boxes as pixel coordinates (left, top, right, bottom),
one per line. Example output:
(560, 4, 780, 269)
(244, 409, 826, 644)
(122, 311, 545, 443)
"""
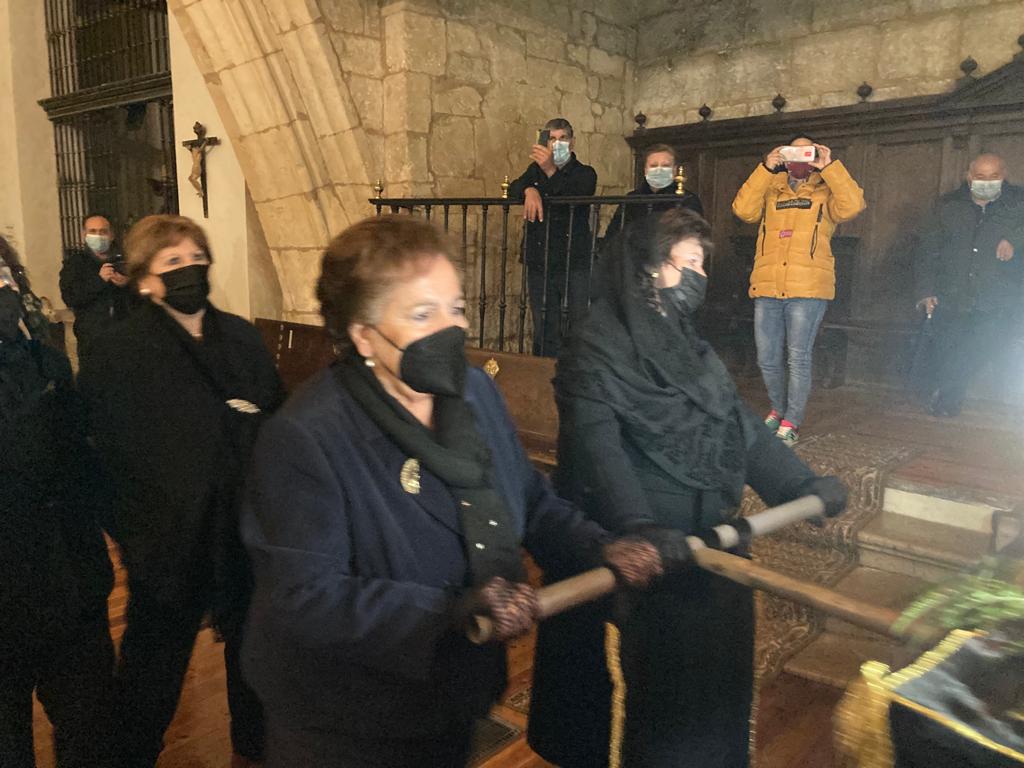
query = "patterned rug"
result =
(746, 431, 918, 682)
(468, 715, 522, 766)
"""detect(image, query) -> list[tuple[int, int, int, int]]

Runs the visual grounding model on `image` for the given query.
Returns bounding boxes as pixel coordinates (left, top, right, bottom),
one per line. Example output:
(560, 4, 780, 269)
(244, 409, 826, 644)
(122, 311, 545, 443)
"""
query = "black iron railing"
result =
(371, 194, 700, 357)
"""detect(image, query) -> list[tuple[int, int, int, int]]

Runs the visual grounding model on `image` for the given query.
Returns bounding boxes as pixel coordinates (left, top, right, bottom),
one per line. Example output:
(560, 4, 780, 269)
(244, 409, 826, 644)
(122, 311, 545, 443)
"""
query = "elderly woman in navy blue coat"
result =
(240, 215, 686, 767)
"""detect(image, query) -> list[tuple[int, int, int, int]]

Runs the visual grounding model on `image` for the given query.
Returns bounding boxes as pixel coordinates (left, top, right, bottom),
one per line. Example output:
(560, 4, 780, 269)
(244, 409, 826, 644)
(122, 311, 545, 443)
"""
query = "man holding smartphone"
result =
(508, 117, 597, 357)
(732, 136, 866, 445)
(59, 214, 132, 365)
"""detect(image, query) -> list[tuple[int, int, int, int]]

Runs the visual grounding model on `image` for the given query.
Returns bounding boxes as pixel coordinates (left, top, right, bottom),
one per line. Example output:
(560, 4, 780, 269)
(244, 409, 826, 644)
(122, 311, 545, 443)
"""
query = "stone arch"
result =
(169, 0, 379, 319)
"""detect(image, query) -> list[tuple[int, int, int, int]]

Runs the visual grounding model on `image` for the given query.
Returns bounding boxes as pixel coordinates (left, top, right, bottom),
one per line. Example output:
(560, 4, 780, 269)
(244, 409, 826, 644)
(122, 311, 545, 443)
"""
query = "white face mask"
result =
(645, 166, 674, 190)
(85, 234, 111, 254)
(969, 179, 1003, 201)
(552, 140, 571, 167)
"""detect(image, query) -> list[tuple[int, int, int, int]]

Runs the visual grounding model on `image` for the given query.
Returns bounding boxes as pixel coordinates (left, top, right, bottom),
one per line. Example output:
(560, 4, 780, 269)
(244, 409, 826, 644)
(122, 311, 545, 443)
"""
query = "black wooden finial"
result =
(634, 112, 647, 133)
(959, 56, 978, 78)
(856, 82, 873, 102)
(771, 93, 787, 112)
(698, 103, 712, 121)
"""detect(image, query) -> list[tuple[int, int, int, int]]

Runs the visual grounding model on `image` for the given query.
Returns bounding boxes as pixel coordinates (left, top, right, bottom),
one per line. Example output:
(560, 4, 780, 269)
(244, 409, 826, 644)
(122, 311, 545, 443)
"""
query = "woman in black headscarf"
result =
(527, 209, 848, 768)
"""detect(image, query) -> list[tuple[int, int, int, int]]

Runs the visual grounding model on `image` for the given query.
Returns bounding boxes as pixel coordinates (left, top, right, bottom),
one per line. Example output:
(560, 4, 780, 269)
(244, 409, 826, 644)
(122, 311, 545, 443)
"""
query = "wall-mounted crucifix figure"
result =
(182, 122, 220, 218)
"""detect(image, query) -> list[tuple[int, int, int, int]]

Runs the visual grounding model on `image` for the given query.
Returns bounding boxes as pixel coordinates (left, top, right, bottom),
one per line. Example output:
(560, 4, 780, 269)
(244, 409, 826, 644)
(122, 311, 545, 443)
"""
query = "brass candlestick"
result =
(373, 178, 384, 198)
(501, 175, 510, 199)
(674, 165, 686, 196)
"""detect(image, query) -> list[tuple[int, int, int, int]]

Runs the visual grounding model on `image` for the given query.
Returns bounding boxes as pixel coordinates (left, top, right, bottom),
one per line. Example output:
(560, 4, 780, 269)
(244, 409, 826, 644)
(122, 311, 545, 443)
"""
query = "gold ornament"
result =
(400, 458, 421, 494)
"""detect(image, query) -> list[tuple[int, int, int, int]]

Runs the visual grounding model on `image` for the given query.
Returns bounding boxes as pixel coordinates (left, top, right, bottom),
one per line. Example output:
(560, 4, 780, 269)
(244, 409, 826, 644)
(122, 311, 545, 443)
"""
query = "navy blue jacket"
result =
(240, 363, 606, 737)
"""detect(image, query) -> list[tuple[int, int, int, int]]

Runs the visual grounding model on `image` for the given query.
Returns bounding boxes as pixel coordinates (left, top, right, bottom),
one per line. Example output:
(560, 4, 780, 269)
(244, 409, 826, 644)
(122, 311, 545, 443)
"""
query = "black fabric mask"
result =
(661, 268, 707, 316)
(161, 264, 210, 314)
(374, 325, 468, 397)
(0, 287, 24, 342)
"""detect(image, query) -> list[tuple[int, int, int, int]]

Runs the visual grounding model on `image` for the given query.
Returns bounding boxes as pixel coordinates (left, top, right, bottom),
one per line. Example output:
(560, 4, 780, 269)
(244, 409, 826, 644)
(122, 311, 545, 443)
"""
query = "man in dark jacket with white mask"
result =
(915, 153, 1024, 415)
(59, 214, 131, 364)
(508, 118, 597, 357)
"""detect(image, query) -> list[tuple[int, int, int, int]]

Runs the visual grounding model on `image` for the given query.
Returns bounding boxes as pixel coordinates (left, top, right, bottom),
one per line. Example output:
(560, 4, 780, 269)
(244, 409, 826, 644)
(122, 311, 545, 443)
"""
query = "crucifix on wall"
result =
(182, 121, 220, 218)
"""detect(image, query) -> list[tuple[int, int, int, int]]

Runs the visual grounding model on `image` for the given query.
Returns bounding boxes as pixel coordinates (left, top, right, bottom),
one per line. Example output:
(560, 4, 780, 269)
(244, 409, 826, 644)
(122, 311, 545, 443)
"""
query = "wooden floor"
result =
(33, 630, 841, 768)
(35, 382, 1017, 768)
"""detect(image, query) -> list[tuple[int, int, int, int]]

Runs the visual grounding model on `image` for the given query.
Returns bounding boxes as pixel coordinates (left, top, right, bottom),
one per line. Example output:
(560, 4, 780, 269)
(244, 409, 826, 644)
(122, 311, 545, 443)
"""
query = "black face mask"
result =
(373, 325, 468, 397)
(0, 287, 24, 343)
(161, 264, 210, 314)
(660, 268, 707, 316)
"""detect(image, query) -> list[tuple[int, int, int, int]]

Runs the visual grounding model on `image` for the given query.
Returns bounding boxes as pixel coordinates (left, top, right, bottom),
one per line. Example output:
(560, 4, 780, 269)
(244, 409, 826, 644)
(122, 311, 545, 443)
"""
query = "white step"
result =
(857, 512, 989, 582)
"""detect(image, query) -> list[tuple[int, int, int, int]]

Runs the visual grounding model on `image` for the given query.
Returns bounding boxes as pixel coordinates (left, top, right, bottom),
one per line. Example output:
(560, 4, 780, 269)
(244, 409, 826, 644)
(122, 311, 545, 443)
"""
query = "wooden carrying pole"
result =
(468, 496, 941, 646)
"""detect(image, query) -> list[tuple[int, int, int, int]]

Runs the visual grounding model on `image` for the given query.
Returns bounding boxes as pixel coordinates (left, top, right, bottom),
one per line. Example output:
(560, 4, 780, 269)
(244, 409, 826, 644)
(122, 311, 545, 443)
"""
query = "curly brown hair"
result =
(317, 215, 459, 348)
(123, 215, 213, 281)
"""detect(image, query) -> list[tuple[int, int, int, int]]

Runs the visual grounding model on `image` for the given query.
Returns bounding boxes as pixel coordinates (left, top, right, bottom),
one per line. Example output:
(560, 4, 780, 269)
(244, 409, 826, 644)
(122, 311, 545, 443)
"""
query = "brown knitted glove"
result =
(457, 576, 540, 643)
(603, 537, 665, 588)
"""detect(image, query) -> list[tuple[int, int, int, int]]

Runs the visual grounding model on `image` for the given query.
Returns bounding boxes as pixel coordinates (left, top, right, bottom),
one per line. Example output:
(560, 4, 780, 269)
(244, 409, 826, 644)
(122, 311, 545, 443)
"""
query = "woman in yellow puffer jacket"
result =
(732, 136, 865, 445)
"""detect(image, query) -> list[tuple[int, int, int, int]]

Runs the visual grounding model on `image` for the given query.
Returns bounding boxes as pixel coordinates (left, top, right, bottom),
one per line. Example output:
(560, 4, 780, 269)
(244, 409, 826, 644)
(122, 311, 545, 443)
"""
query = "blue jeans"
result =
(753, 297, 828, 428)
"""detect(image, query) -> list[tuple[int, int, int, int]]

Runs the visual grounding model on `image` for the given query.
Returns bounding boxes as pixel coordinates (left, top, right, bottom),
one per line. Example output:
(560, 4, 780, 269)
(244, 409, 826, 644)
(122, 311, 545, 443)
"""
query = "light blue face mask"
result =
(552, 140, 571, 167)
(645, 166, 674, 190)
(970, 179, 1002, 201)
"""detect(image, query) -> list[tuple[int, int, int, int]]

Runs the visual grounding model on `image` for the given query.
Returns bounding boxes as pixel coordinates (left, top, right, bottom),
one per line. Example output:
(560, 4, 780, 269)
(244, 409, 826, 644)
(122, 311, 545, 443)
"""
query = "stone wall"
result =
(634, 0, 1024, 127)
(170, 0, 638, 325)
(0, 0, 63, 310)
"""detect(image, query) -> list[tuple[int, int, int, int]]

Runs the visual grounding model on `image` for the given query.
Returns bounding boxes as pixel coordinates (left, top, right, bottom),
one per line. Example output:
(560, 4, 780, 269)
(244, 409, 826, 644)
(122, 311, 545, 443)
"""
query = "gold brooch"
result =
(483, 357, 500, 378)
(400, 458, 421, 494)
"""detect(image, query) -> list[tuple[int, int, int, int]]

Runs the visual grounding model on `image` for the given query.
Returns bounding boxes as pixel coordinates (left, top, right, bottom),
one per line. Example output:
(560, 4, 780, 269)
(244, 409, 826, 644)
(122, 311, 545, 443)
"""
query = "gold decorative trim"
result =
(605, 622, 626, 768)
(483, 357, 500, 378)
(400, 458, 421, 495)
(834, 630, 1003, 768)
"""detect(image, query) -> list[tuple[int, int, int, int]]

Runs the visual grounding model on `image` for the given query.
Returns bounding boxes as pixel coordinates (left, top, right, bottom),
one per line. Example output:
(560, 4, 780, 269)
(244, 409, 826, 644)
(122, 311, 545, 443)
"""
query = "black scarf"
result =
(556, 218, 749, 501)
(335, 354, 525, 585)
(0, 340, 69, 430)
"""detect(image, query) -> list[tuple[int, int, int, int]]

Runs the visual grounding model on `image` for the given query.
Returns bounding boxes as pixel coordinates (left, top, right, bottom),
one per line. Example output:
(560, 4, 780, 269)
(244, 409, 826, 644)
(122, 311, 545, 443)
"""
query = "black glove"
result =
(797, 475, 848, 518)
(453, 576, 539, 643)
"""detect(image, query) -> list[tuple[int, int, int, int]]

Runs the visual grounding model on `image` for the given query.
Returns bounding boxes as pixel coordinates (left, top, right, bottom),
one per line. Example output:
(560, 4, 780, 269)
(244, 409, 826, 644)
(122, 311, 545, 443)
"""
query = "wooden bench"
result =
(254, 319, 560, 464)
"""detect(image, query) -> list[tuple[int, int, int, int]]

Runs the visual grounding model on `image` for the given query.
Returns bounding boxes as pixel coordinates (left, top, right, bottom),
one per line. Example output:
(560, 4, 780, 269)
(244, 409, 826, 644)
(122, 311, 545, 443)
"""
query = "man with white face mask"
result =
(508, 117, 597, 357)
(603, 143, 704, 244)
(59, 214, 132, 364)
(915, 153, 1024, 416)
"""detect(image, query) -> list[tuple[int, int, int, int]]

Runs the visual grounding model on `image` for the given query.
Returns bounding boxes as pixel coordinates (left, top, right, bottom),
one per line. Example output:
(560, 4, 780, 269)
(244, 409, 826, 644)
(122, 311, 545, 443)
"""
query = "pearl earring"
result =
(364, 357, 376, 368)
(651, 271, 659, 278)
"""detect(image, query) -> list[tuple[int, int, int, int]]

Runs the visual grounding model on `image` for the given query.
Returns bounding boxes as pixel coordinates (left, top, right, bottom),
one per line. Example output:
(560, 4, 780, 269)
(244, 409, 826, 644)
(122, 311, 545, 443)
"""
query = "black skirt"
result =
(529, 566, 754, 768)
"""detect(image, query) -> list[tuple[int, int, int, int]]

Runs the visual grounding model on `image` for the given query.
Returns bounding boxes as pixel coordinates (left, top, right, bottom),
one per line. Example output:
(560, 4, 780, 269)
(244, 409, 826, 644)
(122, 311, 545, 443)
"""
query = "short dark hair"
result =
(0, 235, 31, 294)
(643, 144, 677, 165)
(317, 215, 459, 347)
(544, 118, 574, 138)
(651, 208, 713, 268)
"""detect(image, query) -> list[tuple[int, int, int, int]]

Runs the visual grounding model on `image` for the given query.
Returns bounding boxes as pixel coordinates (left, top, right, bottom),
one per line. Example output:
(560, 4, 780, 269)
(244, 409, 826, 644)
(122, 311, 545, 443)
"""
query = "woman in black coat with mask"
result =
(527, 209, 848, 768)
(0, 251, 114, 767)
(79, 215, 284, 768)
